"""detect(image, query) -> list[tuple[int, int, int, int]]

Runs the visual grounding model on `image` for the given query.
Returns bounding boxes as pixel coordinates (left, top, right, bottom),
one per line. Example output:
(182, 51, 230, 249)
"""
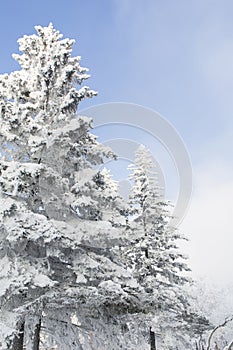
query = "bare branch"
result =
(224, 339, 233, 350)
(206, 316, 233, 350)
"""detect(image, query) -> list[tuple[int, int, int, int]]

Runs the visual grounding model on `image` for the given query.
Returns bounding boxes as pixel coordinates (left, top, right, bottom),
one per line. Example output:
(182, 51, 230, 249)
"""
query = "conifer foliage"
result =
(124, 145, 193, 347)
(0, 24, 141, 349)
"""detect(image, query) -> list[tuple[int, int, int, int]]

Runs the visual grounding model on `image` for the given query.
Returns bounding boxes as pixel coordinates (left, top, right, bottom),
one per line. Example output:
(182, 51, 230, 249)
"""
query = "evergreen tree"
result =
(0, 24, 142, 349)
(124, 145, 193, 347)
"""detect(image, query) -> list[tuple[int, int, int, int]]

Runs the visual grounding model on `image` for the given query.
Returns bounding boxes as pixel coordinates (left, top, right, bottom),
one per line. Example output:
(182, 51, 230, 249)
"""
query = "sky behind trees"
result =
(0, 0, 232, 284)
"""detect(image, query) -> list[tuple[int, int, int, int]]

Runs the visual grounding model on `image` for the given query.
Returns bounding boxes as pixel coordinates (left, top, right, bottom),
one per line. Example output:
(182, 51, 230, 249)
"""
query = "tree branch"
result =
(224, 339, 233, 350)
(206, 316, 233, 350)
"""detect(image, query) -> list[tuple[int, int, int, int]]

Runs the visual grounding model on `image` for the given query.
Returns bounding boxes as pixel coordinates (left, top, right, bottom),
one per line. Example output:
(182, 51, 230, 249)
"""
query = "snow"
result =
(33, 274, 56, 288)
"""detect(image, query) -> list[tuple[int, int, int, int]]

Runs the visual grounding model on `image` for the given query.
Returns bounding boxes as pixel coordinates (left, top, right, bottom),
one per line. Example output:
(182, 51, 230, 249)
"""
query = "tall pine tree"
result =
(0, 24, 142, 349)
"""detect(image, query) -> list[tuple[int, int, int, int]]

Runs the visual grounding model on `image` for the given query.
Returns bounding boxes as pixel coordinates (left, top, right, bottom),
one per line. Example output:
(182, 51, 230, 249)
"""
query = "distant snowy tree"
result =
(189, 280, 233, 350)
(0, 24, 142, 350)
(124, 145, 196, 348)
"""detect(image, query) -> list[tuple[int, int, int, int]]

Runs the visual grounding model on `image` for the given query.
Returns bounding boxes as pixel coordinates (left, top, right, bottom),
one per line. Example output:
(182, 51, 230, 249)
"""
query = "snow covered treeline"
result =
(0, 23, 226, 349)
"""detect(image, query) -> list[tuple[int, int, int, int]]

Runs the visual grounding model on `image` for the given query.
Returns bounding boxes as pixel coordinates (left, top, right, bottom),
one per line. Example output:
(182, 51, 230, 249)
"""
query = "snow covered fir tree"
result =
(123, 145, 211, 349)
(0, 23, 229, 349)
(0, 23, 143, 350)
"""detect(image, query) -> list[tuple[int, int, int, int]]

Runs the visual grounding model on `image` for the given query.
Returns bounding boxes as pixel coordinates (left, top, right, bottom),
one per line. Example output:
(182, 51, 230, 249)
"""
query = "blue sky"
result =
(1, 1, 232, 162)
(1, 0, 233, 284)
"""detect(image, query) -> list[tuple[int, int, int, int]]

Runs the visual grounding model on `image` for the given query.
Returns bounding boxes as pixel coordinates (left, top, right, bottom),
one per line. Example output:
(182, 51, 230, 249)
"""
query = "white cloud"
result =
(180, 160, 233, 285)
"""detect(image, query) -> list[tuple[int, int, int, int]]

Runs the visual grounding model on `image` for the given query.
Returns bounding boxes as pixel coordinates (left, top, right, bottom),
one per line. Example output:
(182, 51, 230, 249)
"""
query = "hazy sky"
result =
(0, 1, 233, 285)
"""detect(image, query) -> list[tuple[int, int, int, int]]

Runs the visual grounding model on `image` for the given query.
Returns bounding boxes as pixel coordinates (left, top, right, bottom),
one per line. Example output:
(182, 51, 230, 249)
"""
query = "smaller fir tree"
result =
(124, 145, 192, 347)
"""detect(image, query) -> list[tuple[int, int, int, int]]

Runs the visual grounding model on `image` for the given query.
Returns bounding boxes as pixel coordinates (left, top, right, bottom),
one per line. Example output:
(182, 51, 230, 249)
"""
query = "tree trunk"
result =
(150, 327, 156, 350)
(32, 317, 42, 350)
(11, 321, 25, 350)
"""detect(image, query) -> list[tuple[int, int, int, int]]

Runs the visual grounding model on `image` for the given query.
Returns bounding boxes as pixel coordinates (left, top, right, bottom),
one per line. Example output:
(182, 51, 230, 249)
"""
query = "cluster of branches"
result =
(194, 316, 233, 350)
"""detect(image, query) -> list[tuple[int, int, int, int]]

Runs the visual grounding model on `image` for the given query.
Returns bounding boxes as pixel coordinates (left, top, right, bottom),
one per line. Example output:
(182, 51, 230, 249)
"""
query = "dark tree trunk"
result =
(150, 327, 156, 350)
(32, 317, 42, 350)
(11, 321, 25, 350)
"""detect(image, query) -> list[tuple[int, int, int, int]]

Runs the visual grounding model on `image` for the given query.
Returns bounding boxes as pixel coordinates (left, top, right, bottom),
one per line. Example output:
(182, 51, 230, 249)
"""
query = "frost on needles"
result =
(0, 24, 210, 350)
